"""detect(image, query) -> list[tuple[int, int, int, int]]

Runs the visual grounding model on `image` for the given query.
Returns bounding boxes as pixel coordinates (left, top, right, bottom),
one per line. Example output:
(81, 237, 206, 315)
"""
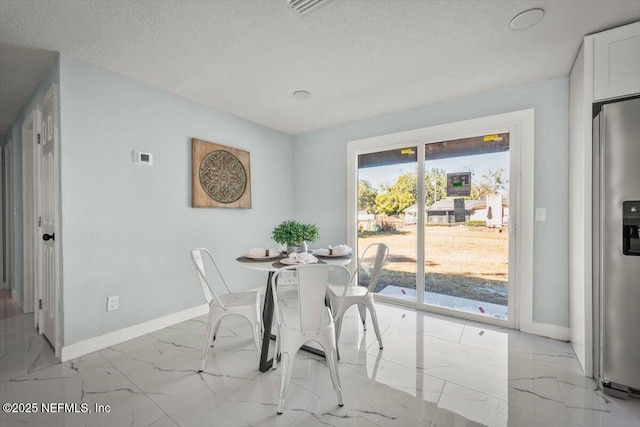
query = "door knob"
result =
(43, 233, 55, 241)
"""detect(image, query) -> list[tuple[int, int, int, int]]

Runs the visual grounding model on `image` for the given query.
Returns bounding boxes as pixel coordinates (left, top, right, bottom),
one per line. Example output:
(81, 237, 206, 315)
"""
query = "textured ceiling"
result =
(1, 0, 640, 135)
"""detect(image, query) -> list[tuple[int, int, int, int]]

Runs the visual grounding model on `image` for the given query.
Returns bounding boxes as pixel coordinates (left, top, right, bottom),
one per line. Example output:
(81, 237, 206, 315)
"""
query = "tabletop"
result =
(236, 253, 352, 271)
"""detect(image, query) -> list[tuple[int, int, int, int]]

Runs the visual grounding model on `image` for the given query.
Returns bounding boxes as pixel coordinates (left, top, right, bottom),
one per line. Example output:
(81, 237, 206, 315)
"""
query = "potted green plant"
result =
(272, 220, 320, 254)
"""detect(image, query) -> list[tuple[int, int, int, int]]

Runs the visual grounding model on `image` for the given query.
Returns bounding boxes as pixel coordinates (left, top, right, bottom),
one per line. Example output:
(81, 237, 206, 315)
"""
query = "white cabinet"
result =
(593, 21, 640, 101)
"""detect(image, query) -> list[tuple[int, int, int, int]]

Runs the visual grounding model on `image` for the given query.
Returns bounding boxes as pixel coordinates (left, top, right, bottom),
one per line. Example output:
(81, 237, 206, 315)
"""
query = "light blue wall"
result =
(2, 56, 60, 307)
(59, 56, 294, 345)
(292, 76, 570, 327)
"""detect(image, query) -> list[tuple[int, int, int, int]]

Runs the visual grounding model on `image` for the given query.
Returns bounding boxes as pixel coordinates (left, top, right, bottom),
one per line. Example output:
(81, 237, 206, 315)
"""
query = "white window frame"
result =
(347, 109, 535, 330)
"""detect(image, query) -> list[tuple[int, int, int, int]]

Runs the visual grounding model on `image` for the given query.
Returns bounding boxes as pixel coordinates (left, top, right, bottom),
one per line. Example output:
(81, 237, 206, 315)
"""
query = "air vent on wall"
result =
(287, 0, 334, 16)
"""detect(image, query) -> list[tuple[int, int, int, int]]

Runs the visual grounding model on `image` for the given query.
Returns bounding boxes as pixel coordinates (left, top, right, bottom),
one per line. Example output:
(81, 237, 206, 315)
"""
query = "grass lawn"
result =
(358, 224, 509, 306)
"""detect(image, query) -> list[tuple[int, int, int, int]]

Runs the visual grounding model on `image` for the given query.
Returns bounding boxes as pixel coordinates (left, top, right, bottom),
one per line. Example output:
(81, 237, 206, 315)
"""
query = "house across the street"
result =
(404, 194, 508, 227)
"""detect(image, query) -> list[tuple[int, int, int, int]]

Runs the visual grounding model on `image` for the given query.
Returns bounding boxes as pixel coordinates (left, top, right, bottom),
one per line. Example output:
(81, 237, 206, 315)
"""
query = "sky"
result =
(359, 151, 510, 190)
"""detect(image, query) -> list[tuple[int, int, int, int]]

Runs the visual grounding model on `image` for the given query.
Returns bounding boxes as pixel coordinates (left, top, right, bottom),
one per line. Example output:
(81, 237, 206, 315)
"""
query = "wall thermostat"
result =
(133, 151, 153, 166)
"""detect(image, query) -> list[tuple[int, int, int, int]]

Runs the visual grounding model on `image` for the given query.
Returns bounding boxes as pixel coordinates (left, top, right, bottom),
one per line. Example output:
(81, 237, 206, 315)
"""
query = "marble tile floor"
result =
(0, 290, 23, 321)
(1, 302, 639, 427)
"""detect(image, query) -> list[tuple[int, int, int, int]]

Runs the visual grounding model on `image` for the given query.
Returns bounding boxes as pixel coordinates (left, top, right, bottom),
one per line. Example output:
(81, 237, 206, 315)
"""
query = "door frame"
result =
(5, 139, 15, 301)
(0, 145, 4, 290)
(347, 109, 535, 330)
(21, 109, 37, 314)
(35, 84, 61, 357)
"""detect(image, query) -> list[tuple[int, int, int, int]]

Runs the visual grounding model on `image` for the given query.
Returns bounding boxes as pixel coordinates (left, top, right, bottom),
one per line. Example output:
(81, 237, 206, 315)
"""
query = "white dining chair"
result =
(271, 264, 345, 414)
(191, 248, 262, 372)
(327, 243, 389, 349)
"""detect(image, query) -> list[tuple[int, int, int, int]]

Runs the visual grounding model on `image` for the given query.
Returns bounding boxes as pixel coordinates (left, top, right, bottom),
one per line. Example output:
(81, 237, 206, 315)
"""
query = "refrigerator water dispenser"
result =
(623, 201, 640, 256)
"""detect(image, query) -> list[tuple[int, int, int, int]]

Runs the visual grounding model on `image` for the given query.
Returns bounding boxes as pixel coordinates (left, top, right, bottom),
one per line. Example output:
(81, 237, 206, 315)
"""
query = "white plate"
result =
(245, 253, 281, 260)
(313, 251, 351, 257)
(280, 258, 318, 265)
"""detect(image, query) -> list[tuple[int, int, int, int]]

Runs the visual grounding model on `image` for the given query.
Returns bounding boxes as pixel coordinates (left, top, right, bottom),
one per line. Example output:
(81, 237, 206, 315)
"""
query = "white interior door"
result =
(37, 86, 58, 346)
(22, 111, 36, 314)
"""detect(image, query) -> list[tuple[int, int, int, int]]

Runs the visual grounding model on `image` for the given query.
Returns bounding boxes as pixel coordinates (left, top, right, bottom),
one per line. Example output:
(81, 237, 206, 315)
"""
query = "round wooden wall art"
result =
(192, 138, 251, 208)
(200, 150, 246, 203)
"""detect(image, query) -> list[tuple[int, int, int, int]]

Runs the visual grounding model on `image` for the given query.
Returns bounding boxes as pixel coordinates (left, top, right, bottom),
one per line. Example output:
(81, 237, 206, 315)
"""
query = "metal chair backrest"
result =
(273, 264, 349, 334)
(353, 243, 390, 293)
(191, 248, 233, 310)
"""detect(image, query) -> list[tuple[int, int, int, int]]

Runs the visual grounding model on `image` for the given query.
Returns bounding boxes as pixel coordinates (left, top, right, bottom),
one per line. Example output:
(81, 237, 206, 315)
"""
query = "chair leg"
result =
(255, 301, 264, 336)
(199, 320, 214, 372)
(366, 302, 383, 349)
(272, 332, 280, 370)
(277, 351, 294, 414)
(211, 320, 222, 347)
(357, 304, 367, 331)
(252, 320, 262, 364)
(333, 304, 348, 345)
(326, 347, 344, 407)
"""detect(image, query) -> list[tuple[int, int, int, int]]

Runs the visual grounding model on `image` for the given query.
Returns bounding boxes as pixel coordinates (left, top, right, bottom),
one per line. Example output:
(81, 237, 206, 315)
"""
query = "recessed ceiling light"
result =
(293, 90, 311, 100)
(510, 8, 544, 30)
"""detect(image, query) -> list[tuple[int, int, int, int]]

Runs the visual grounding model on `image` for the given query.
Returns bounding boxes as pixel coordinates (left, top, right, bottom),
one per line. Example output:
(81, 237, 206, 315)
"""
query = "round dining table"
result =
(236, 253, 352, 372)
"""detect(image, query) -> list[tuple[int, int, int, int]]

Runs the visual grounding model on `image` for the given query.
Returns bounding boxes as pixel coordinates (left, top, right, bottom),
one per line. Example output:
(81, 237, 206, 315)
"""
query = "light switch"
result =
(535, 208, 546, 222)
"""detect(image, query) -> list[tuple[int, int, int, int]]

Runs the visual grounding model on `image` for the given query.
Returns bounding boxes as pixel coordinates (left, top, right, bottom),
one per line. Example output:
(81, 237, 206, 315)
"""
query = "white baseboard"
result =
(527, 321, 571, 341)
(60, 304, 209, 362)
(11, 289, 24, 311)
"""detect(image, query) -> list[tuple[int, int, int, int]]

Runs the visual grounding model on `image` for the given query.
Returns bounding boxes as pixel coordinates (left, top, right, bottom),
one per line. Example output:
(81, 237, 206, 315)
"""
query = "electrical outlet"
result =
(535, 208, 547, 222)
(107, 296, 119, 311)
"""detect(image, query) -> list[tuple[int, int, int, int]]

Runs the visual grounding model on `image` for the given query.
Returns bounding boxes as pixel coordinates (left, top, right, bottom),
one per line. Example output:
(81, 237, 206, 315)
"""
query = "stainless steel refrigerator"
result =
(593, 97, 640, 398)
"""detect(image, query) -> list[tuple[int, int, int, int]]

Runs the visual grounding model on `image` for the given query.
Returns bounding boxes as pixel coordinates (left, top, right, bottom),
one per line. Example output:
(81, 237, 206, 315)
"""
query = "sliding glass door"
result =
(422, 134, 511, 321)
(351, 130, 516, 326)
(357, 147, 418, 303)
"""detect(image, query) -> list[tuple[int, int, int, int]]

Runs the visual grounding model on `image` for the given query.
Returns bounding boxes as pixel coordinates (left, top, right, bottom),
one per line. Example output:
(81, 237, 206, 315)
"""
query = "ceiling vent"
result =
(287, 0, 334, 16)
